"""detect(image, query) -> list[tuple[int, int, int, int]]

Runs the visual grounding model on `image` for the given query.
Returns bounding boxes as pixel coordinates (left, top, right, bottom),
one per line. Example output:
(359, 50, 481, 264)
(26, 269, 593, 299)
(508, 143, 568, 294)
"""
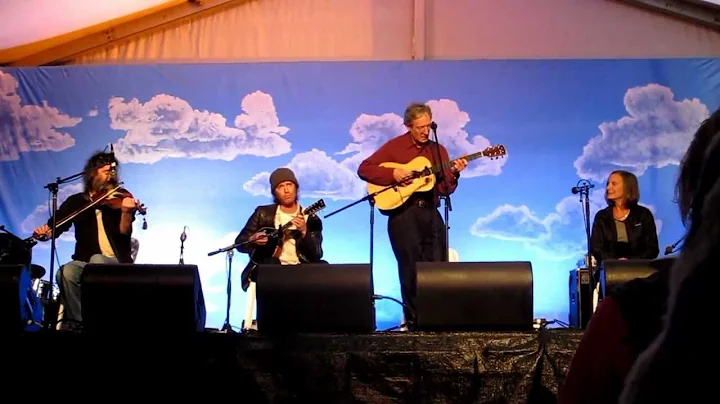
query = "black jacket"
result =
(235, 204, 324, 290)
(590, 205, 659, 264)
(48, 192, 134, 264)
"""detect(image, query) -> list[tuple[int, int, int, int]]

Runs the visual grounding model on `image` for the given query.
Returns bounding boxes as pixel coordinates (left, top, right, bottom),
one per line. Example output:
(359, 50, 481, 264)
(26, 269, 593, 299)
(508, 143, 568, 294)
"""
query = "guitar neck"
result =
(429, 150, 486, 174)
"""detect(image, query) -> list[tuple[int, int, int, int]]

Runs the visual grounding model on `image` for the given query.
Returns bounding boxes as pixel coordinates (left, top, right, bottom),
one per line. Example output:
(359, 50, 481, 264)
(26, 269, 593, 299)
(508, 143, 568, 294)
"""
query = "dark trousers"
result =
(387, 203, 446, 325)
(57, 254, 118, 330)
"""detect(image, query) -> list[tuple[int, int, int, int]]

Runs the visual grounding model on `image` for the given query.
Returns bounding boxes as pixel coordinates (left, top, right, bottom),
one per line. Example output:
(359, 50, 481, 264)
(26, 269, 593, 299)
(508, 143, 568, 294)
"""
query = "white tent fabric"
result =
(0, 0, 177, 51)
(1, 0, 719, 64)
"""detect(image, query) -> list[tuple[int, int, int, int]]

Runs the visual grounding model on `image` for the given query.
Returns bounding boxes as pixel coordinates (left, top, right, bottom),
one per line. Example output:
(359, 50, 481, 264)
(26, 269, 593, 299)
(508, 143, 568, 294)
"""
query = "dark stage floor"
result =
(3, 327, 582, 402)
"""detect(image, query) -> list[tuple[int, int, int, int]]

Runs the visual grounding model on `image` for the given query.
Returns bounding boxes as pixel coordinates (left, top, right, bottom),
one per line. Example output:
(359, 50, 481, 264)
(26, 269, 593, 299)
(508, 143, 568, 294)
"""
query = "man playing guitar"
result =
(357, 103, 468, 329)
(234, 167, 326, 291)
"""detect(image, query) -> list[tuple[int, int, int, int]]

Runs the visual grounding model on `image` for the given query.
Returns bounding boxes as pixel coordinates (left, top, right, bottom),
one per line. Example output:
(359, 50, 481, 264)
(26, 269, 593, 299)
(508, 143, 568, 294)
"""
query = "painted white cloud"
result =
(20, 182, 85, 245)
(338, 99, 508, 178)
(243, 148, 367, 200)
(0, 70, 81, 161)
(108, 90, 291, 164)
(574, 84, 709, 182)
(87, 109, 98, 117)
(471, 189, 663, 261)
(245, 99, 507, 200)
(472, 83, 704, 261)
(335, 112, 408, 171)
(422, 99, 508, 177)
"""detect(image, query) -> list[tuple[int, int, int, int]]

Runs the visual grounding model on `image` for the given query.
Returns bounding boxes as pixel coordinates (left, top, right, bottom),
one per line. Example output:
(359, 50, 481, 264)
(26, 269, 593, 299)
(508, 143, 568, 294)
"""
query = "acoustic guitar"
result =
(366, 145, 506, 213)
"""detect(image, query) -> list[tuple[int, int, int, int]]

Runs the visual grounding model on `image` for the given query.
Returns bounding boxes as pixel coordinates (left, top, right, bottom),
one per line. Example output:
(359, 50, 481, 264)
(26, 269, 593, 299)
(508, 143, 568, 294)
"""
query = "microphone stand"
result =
(179, 226, 187, 264)
(325, 172, 426, 274)
(208, 238, 255, 333)
(369, 195, 375, 274)
(664, 235, 686, 256)
(222, 250, 234, 333)
(41, 170, 84, 331)
(575, 180, 595, 285)
(430, 123, 451, 261)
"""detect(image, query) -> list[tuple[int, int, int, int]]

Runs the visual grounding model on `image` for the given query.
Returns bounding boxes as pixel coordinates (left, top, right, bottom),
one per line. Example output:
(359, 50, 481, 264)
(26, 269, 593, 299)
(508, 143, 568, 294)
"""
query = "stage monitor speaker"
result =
(81, 263, 206, 333)
(0, 265, 32, 333)
(600, 257, 676, 298)
(0, 232, 32, 268)
(415, 261, 533, 332)
(255, 263, 375, 334)
(568, 268, 593, 329)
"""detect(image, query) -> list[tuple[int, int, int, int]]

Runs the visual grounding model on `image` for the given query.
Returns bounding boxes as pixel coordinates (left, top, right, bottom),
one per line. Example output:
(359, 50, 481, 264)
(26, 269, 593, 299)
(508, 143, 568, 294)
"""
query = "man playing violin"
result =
(32, 151, 140, 331)
(234, 167, 325, 291)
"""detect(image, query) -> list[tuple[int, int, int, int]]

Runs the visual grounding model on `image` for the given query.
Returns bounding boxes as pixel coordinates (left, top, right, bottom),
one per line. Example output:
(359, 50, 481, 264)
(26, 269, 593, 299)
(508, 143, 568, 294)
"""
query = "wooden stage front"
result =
(3, 327, 582, 402)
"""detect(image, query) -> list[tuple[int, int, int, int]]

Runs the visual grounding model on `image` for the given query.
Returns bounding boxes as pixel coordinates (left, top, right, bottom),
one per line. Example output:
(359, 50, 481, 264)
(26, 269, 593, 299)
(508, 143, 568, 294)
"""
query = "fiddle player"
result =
(234, 167, 325, 291)
(32, 151, 140, 331)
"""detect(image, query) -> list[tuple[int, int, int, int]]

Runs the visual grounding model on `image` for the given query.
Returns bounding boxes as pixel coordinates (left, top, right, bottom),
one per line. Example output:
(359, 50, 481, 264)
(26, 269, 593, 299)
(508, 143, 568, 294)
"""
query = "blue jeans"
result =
(57, 254, 118, 329)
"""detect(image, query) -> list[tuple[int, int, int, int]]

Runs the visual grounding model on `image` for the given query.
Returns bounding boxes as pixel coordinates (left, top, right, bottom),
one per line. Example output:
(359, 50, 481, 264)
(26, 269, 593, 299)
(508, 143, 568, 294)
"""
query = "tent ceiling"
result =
(621, 0, 720, 30)
(0, 0, 244, 66)
(0, 0, 179, 50)
(0, 0, 718, 66)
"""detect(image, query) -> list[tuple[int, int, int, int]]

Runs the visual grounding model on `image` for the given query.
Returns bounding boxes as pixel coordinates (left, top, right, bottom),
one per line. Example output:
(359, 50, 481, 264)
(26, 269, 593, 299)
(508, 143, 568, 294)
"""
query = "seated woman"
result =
(560, 108, 720, 404)
(590, 170, 659, 265)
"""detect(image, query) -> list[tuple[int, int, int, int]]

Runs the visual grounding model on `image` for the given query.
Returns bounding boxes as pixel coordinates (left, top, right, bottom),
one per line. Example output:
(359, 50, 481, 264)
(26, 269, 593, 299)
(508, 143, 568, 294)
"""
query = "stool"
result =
(242, 281, 257, 331)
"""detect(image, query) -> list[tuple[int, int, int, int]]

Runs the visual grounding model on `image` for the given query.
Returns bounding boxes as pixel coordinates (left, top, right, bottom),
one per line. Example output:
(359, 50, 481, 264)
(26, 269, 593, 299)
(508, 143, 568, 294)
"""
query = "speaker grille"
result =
(416, 261, 533, 331)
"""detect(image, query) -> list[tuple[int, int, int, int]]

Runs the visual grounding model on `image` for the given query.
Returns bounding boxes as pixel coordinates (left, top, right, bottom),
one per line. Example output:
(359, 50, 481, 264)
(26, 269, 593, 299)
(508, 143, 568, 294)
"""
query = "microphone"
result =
(572, 184, 595, 194)
(108, 143, 117, 178)
(179, 226, 187, 265)
(664, 235, 686, 255)
(430, 121, 438, 131)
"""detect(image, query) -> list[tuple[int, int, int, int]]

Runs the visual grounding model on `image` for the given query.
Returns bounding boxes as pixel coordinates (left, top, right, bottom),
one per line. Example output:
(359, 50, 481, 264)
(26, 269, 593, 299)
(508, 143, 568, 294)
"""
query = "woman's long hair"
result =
(620, 108, 720, 403)
(675, 111, 720, 228)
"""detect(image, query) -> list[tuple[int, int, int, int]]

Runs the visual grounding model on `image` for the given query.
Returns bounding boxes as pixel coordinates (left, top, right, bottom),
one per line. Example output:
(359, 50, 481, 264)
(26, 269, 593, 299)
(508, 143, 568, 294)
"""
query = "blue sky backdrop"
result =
(1, 59, 718, 330)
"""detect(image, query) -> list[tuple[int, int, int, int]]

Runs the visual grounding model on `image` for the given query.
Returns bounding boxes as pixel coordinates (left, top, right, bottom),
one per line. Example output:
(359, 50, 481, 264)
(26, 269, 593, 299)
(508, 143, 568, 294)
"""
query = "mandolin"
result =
(366, 145, 506, 213)
(256, 199, 326, 258)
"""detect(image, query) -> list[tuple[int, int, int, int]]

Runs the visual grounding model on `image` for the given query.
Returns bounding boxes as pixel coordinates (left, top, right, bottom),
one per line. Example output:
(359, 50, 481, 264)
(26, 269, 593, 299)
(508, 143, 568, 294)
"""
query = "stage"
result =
(4, 327, 582, 402)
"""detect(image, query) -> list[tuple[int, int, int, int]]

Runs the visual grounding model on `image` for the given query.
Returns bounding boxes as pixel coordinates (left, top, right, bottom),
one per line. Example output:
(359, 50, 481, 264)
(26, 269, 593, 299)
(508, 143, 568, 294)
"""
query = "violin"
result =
(91, 186, 147, 215)
(25, 182, 148, 244)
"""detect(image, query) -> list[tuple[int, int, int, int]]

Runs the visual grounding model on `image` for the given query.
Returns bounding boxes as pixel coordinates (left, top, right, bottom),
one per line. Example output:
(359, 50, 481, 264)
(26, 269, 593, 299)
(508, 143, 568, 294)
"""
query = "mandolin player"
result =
(31, 151, 141, 332)
(357, 103, 468, 330)
(234, 167, 326, 292)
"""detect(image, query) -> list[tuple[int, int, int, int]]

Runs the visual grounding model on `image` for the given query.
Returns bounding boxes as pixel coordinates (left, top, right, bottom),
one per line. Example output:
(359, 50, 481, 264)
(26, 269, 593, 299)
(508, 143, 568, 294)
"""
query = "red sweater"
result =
(558, 297, 635, 404)
(357, 132, 458, 198)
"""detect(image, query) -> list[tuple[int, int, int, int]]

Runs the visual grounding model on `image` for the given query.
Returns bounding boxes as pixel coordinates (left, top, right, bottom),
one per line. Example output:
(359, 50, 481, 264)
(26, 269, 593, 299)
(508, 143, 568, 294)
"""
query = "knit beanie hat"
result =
(269, 167, 299, 190)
